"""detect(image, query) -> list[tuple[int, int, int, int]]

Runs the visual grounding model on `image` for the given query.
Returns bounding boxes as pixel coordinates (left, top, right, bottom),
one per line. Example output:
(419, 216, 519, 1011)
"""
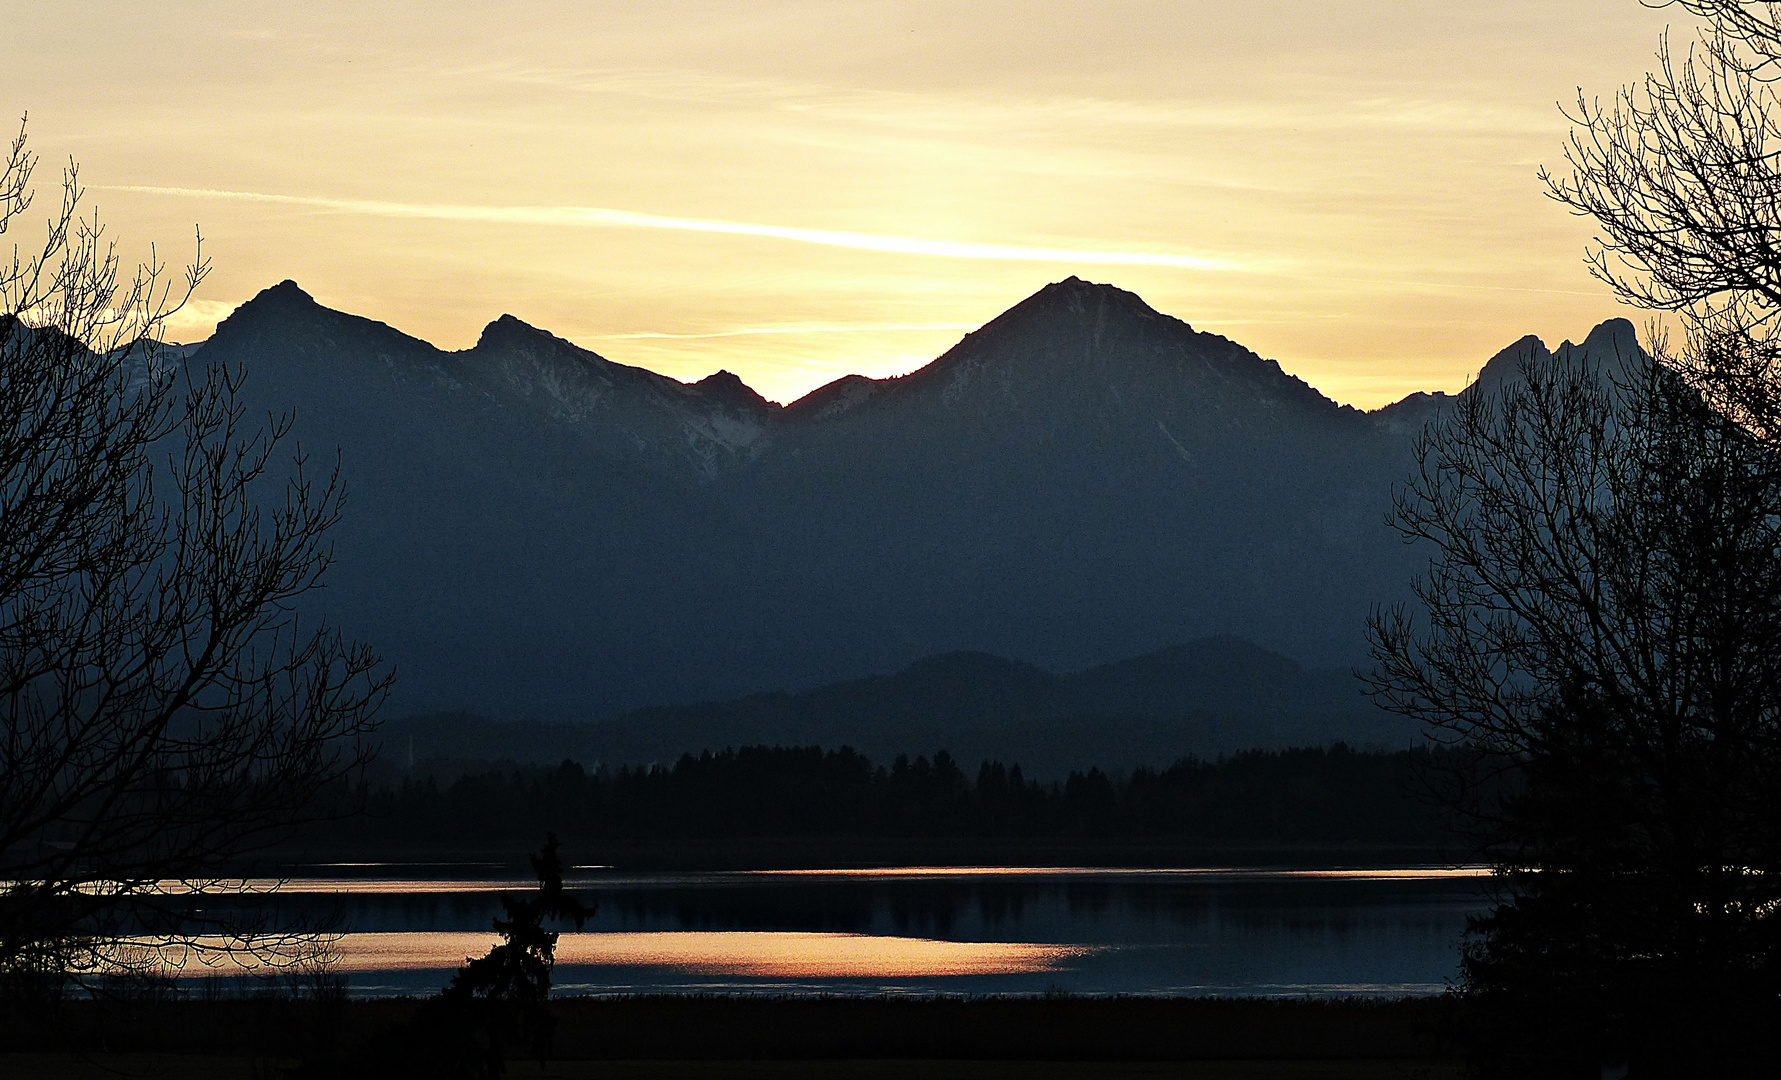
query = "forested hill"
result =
(380, 635, 1412, 773)
(303, 743, 1472, 865)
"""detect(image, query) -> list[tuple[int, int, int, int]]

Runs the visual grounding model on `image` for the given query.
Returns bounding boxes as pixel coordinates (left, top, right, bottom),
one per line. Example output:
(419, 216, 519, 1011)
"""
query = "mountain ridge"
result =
(221, 276, 1432, 425)
(380, 633, 1402, 776)
(190, 277, 1642, 724)
(217, 276, 1633, 441)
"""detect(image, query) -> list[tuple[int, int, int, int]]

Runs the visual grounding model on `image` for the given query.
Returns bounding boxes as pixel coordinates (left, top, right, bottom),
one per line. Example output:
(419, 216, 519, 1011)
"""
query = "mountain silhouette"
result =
(381, 635, 1404, 775)
(195, 276, 1638, 738)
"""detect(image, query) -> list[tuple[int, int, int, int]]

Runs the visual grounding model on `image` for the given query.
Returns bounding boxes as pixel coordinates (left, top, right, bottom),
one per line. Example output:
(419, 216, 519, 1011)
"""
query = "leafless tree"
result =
(1545, 1, 1781, 439)
(0, 118, 389, 993)
(1367, 340, 1781, 852)
(1366, 341, 1781, 1073)
(1366, 2, 1781, 1069)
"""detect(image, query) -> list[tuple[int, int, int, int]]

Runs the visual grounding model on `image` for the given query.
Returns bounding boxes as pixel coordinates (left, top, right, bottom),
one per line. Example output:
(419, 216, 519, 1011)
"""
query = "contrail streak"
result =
(108, 185, 1244, 271)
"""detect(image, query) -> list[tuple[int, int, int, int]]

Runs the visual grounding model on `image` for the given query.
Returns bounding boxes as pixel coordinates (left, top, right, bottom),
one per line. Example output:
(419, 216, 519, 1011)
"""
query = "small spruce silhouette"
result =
(365, 835, 591, 1080)
(444, 833, 591, 1004)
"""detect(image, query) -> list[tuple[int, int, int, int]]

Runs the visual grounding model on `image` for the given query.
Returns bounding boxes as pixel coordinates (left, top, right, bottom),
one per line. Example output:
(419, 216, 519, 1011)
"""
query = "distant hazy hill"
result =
(380, 635, 1407, 776)
(194, 276, 1639, 733)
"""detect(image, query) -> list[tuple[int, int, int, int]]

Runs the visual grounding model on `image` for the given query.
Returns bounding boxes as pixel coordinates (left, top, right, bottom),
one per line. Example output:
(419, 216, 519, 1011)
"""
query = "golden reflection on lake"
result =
(324, 931, 1089, 978)
(749, 866, 1491, 882)
(265, 878, 541, 894)
(13, 865, 1492, 897)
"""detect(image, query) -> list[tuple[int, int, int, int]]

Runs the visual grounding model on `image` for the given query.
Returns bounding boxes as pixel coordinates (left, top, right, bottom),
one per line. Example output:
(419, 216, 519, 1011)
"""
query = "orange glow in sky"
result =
(2, 1, 1683, 406)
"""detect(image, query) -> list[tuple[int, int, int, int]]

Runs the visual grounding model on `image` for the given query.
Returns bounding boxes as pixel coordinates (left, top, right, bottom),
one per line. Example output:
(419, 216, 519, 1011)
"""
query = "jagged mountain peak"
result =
(955, 278, 1151, 349)
(977, 276, 1165, 337)
(249, 279, 315, 308)
(1373, 317, 1649, 434)
(695, 369, 777, 412)
(1033, 273, 1157, 309)
(1579, 316, 1638, 351)
(473, 312, 587, 355)
(1472, 317, 1646, 398)
(1469, 332, 1552, 396)
(464, 311, 676, 392)
(216, 279, 418, 348)
(888, 277, 1346, 426)
(219, 279, 321, 329)
(785, 373, 880, 419)
(257, 278, 314, 303)
(208, 280, 440, 373)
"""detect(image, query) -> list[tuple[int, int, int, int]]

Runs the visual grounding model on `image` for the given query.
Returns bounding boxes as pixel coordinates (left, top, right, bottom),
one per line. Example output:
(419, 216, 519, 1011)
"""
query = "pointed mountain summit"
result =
(1576, 315, 1640, 358)
(473, 311, 564, 350)
(696, 369, 775, 411)
(1371, 316, 1646, 432)
(460, 312, 776, 472)
(713, 279, 1423, 693)
(1374, 315, 1652, 429)
(1466, 320, 1643, 399)
(218, 279, 391, 344)
(209, 280, 471, 410)
(238, 278, 315, 311)
(822, 276, 1346, 428)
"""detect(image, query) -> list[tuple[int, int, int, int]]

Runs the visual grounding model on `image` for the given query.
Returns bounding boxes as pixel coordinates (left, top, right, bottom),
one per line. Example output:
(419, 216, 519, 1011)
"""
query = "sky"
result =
(2, 1, 1683, 407)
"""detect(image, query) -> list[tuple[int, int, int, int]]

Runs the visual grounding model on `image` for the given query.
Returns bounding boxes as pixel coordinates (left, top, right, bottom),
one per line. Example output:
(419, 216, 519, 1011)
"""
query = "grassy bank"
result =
(0, 1056, 1461, 1079)
(0, 995, 1457, 1077)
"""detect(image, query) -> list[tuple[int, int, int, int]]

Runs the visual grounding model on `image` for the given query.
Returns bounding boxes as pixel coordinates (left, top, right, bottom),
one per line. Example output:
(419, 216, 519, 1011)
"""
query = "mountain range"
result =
(193, 276, 1638, 754)
(380, 634, 1408, 776)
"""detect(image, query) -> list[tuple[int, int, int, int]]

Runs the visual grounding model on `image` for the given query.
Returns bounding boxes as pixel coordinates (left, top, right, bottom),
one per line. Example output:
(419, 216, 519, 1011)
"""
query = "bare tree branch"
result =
(0, 118, 390, 994)
(1366, 339, 1781, 1069)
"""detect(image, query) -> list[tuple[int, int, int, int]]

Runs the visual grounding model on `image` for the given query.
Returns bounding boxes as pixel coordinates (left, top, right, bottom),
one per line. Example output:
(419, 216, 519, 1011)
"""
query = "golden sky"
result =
(3, 1, 1679, 407)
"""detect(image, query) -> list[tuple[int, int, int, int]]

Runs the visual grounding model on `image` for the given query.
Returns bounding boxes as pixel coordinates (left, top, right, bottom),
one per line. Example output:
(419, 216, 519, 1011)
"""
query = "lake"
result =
(188, 865, 1491, 998)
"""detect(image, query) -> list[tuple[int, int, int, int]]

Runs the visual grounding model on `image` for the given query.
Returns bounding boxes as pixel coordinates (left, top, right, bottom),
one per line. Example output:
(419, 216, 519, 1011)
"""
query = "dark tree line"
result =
(309, 744, 1455, 850)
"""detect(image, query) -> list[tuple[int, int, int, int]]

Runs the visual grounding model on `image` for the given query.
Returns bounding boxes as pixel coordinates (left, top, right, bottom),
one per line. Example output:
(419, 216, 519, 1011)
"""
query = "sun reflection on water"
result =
(748, 866, 1490, 881)
(316, 931, 1090, 978)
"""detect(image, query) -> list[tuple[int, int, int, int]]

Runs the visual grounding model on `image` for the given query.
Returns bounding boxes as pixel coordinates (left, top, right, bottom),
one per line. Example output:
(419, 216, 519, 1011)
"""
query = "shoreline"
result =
(256, 838, 1470, 874)
(0, 995, 1459, 1066)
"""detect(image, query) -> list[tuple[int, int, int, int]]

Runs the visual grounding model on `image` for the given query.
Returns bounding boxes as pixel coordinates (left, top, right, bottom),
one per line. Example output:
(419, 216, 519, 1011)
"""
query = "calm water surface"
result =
(209, 866, 1491, 998)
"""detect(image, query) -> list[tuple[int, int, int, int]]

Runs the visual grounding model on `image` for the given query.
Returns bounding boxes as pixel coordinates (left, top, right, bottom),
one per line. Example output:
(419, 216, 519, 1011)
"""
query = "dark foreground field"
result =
(0, 1058, 1457, 1079)
(0, 996, 1458, 1079)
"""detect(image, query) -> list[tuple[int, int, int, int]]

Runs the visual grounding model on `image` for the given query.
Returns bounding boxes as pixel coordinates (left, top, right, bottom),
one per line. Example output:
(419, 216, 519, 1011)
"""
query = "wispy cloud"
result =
(107, 185, 1249, 271)
(593, 323, 978, 341)
(489, 64, 1556, 137)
